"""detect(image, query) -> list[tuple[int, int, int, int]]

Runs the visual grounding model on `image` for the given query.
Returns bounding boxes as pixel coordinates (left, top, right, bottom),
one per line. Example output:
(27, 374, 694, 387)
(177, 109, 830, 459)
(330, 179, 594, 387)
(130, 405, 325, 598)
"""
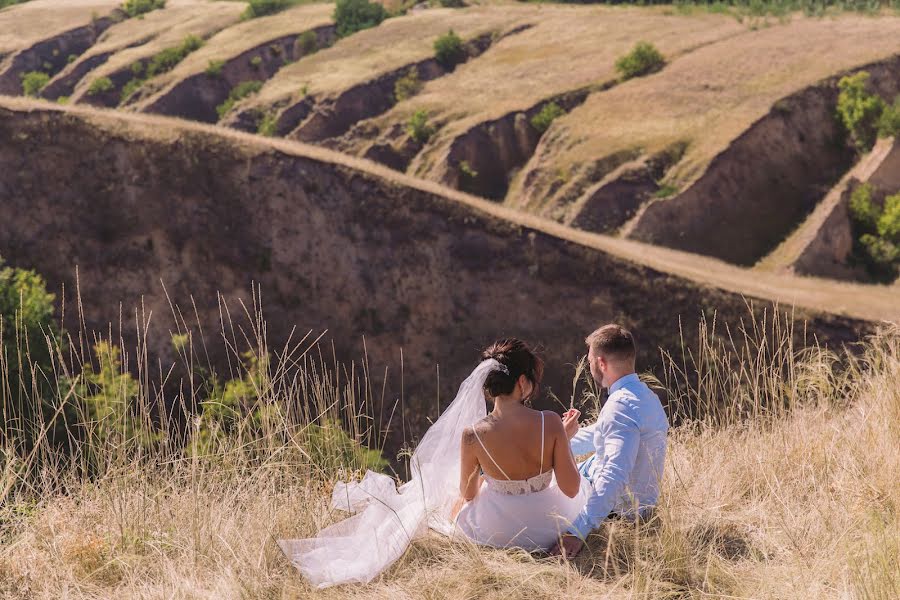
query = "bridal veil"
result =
(278, 359, 502, 588)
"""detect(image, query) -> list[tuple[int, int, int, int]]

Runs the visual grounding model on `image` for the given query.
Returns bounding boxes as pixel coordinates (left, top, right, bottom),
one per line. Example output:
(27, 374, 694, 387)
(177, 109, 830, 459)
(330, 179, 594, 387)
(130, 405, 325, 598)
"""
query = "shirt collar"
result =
(608, 373, 640, 395)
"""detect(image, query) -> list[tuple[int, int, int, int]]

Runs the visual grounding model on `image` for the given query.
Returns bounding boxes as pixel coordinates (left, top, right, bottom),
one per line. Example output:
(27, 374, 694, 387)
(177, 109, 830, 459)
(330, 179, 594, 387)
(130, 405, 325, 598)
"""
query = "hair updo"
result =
(481, 338, 544, 402)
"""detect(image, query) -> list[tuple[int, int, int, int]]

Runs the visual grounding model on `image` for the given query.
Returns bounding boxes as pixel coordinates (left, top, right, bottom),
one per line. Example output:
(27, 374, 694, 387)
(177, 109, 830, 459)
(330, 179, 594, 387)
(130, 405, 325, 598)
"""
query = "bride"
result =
(278, 338, 589, 588)
(453, 339, 587, 550)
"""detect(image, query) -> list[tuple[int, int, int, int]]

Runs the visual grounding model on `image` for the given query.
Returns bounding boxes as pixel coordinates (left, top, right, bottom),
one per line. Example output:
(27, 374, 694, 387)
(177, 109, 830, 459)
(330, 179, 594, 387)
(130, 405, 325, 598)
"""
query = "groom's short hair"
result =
(586, 324, 635, 363)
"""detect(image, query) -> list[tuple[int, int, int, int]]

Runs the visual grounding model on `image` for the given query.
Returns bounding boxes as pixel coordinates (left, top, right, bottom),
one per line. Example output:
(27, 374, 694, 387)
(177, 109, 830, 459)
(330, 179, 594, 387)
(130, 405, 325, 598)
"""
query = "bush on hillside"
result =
(394, 67, 421, 102)
(21, 71, 49, 97)
(120, 78, 143, 104)
(0, 258, 68, 452)
(615, 41, 665, 80)
(87, 76, 114, 96)
(333, 0, 387, 38)
(241, 0, 289, 20)
(206, 59, 225, 78)
(257, 111, 278, 136)
(122, 0, 165, 18)
(295, 30, 318, 56)
(530, 101, 565, 133)
(878, 96, 900, 139)
(146, 34, 203, 78)
(434, 29, 465, 70)
(216, 80, 264, 119)
(847, 183, 899, 280)
(407, 109, 435, 143)
(439, 0, 466, 6)
(837, 72, 885, 152)
(877, 192, 900, 242)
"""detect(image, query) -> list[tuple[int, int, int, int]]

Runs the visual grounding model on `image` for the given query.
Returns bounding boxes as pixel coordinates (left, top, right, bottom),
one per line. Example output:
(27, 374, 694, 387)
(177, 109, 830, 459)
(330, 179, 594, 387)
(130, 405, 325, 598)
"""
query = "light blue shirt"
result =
(567, 373, 668, 538)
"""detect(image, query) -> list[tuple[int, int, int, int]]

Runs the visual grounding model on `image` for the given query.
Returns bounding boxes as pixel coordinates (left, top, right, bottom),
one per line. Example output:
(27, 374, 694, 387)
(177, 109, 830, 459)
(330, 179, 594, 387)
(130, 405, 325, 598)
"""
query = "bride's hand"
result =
(562, 409, 581, 440)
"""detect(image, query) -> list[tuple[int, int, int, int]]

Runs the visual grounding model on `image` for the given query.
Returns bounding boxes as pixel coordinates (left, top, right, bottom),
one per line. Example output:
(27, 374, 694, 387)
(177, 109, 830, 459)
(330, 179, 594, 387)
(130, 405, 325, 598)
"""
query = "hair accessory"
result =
(495, 363, 509, 375)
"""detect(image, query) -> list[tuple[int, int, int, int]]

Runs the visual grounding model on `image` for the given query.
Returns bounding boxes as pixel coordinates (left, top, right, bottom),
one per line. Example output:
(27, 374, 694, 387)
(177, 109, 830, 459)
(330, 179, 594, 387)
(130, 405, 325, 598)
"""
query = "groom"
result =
(549, 324, 669, 558)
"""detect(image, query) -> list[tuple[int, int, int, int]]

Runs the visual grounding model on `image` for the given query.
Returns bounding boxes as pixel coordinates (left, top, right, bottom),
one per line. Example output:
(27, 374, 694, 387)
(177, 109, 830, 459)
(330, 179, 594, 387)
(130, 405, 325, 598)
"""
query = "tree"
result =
(333, 0, 387, 38)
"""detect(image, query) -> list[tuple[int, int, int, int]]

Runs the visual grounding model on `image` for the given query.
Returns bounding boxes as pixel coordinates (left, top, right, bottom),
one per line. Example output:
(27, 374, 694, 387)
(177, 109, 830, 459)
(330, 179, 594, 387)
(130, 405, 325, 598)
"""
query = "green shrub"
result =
(407, 109, 435, 143)
(67, 54, 78, 64)
(847, 183, 899, 279)
(257, 111, 278, 136)
(459, 160, 478, 179)
(241, 0, 289, 19)
(615, 41, 665, 80)
(206, 59, 225, 77)
(333, 0, 387, 38)
(145, 34, 203, 78)
(79, 342, 160, 449)
(120, 78, 143, 103)
(56, 96, 69, 104)
(250, 55, 263, 69)
(87, 76, 114, 96)
(0, 258, 70, 452)
(530, 101, 565, 133)
(849, 183, 879, 230)
(439, 0, 466, 6)
(877, 193, 900, 243)
(295, 30, 318, 56)
(131, 61, 144, 76)
(21, 71, 49, 96)
(878, 96, 900, 139)
(434, 29, 465, 70)
(655, 182, 680, 198)
(216, 80, 264, 119)
(394, 67, 421, 102)
(837, 72, 885, 152)
(859, 233, 899, 266)
(122, 0, 166, 18)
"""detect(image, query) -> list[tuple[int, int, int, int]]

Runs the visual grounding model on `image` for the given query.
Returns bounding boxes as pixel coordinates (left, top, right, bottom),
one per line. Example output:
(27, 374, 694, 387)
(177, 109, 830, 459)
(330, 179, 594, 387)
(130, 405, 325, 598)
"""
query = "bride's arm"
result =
(548, 413, 582, 498)
(459, 428, 482, 502)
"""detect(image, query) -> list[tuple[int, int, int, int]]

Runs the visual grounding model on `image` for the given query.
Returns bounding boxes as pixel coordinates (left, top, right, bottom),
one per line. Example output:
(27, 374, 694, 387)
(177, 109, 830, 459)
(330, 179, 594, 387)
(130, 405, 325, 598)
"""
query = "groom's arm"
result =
(567, 400, 641, 539)
(569, 421, 597, 456)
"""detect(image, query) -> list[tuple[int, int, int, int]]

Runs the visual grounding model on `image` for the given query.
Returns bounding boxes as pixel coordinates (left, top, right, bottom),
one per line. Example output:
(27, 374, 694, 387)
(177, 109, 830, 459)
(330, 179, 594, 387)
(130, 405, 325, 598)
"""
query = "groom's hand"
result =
(562, 409, 581, 440)
(549, 534, 584, 559)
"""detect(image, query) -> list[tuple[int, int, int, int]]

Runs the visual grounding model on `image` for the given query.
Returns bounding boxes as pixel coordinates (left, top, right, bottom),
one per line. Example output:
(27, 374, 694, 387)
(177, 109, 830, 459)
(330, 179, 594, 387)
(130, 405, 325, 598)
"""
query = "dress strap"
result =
(539, 411, 545, 474)
(472, 426, 511, 481)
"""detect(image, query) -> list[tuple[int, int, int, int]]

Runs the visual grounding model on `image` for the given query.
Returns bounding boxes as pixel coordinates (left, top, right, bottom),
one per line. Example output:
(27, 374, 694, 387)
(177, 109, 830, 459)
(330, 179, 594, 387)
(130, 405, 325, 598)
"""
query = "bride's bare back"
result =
(465, 407, 555, 481)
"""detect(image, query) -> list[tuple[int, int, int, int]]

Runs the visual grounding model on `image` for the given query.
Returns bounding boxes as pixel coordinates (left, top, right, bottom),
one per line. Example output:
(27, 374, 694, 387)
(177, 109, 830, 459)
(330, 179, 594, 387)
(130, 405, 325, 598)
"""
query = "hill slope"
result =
(2, 98, 894, 425)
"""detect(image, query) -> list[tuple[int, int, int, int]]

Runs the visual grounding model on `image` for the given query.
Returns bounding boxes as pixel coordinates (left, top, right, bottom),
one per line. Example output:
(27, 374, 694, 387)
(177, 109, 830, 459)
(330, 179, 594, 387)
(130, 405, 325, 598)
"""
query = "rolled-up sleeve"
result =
(568, 402, 640, 538)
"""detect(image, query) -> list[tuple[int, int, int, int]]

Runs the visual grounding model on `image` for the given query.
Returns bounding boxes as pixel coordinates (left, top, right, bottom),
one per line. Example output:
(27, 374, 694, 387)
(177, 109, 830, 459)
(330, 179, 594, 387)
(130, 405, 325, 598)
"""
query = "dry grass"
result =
(0, 287, 898, 599)
(129, 2, 334, 111)
(52, 1, 240, 97)
(240, 5, 532, 112)
(62, 0, 245, 102)
(0, 0, 121, 56)
(511, 12, 900, 214)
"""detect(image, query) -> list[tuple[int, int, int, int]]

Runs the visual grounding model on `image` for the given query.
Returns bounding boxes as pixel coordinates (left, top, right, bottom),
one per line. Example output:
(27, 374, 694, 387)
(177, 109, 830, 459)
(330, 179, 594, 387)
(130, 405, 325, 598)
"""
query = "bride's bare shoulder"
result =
(461, 416, 494, 445)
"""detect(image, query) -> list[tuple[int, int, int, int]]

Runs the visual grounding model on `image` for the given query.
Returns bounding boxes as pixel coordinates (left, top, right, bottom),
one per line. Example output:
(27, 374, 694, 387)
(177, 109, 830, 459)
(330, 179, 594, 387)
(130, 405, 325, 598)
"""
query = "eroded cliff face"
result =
(0, 102, 867, 439)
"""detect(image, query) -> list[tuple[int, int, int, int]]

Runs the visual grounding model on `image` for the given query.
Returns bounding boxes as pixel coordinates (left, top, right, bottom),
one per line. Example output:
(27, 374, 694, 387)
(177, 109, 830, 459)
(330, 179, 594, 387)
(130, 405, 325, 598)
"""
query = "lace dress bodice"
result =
(472, 412, 552, 496)
(483, 470, 553, 495)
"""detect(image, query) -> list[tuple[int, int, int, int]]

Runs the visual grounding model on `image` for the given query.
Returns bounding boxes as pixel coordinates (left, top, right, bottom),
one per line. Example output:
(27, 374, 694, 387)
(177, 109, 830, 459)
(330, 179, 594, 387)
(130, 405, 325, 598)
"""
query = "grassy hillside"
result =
(0, 296, 897, 598)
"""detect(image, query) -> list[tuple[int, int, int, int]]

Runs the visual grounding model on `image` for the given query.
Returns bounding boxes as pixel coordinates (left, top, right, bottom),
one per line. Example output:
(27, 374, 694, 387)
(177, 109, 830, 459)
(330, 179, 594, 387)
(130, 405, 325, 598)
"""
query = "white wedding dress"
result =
(278, 359, 588, 588)
(454, 411, 589, 551)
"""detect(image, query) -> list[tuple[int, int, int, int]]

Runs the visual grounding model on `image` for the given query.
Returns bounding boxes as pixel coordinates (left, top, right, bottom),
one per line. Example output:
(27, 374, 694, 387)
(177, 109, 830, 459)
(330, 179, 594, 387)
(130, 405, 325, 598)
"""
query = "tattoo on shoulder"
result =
(462, 428, 477, 446)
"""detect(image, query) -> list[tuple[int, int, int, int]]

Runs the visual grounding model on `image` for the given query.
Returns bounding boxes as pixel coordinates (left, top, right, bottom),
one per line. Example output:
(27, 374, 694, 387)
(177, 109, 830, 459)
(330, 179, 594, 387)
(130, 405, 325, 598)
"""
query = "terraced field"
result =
(3, 3, 898, 282)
